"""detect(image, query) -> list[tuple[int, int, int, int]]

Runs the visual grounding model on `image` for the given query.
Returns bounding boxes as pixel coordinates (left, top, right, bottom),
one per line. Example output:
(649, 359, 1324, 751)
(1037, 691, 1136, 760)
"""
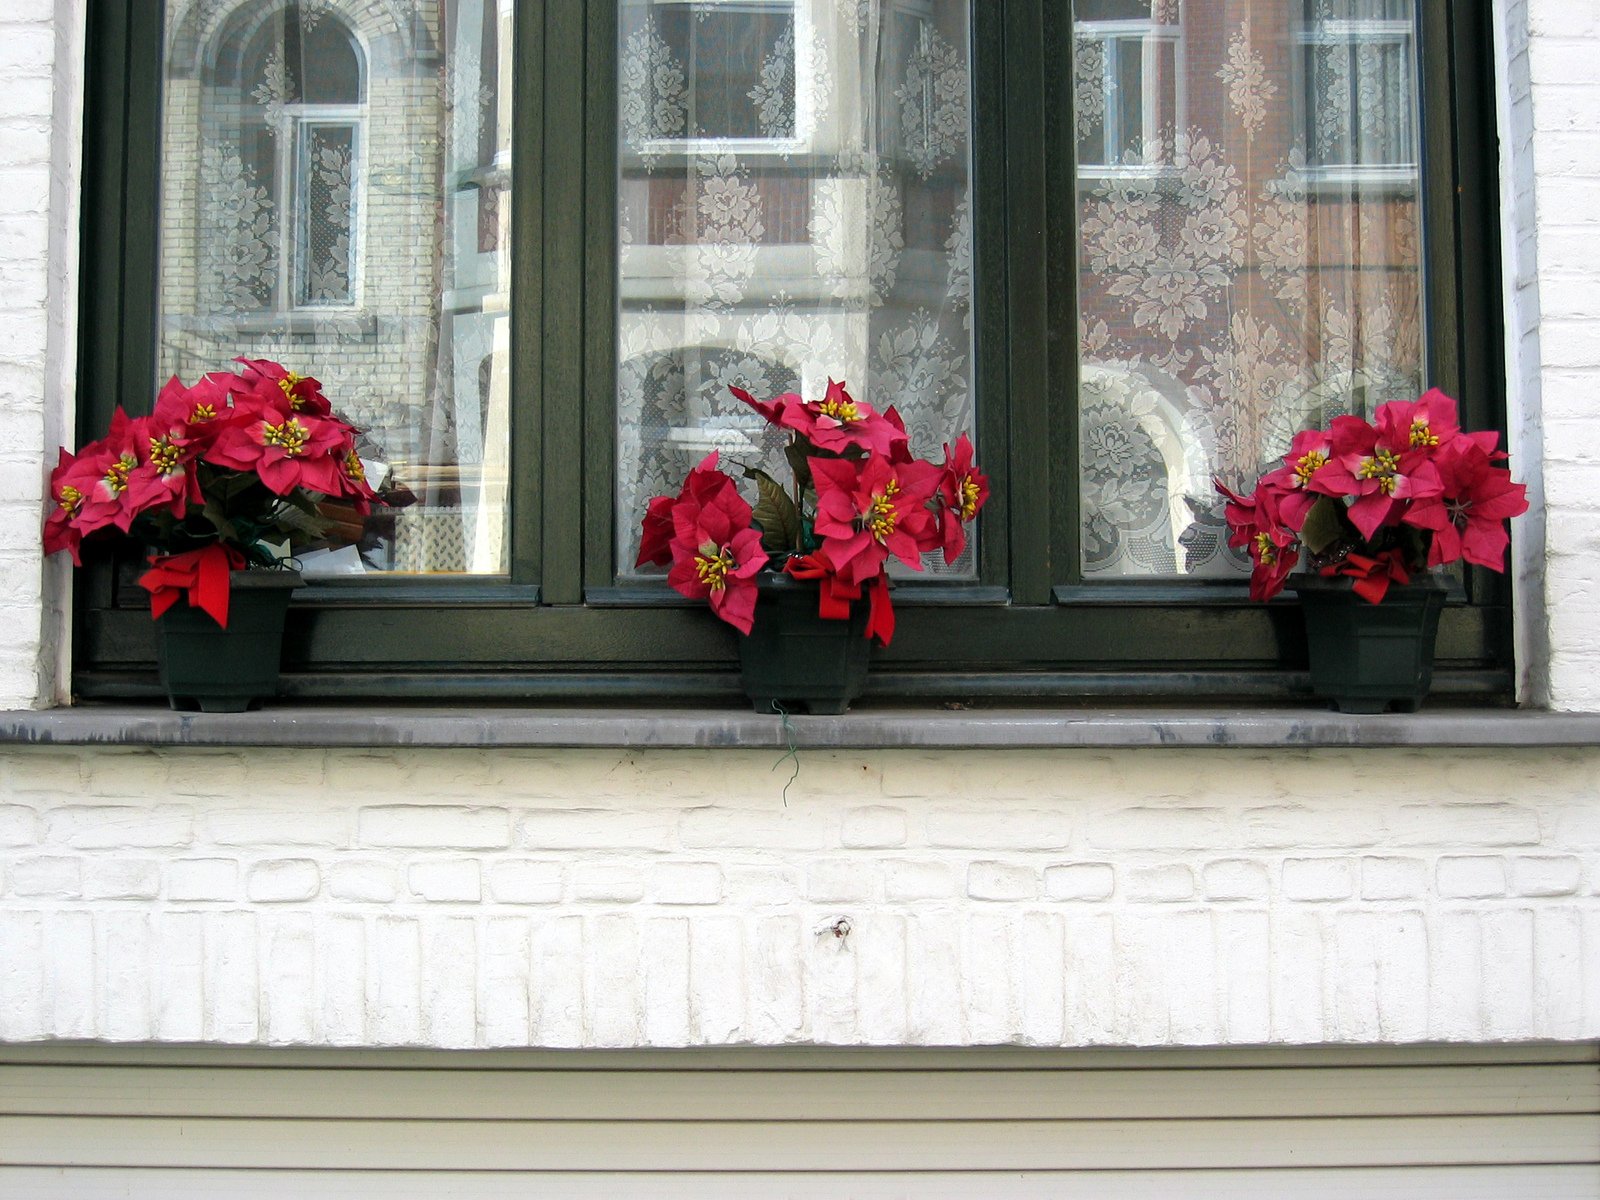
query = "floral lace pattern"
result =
(618, 1, 976, 578)
(1079, 0, 1422, 578)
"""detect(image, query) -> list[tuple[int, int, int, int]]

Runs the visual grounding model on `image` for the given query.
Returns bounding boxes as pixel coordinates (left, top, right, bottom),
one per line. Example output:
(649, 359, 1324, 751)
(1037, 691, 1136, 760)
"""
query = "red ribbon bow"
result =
(783, 553, 896, 646)
(138, 544, 247, 627)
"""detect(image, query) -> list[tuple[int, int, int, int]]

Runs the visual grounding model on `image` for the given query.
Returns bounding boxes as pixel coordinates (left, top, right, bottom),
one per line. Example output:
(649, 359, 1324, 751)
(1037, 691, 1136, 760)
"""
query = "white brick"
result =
(487, 860, 563, 905)
(648, 862, 722, 905)
(572, 863, 645, 904)
(1203, 859, 1269, 901)
(1438, 856, 1510, 900)
(1044, 862, 1115, 901)
(83, 858, 160, 900)
(517, 809, 675, 850)
(882, 859, 956, 901)
(679, 807, 827, 850)
(167, 858, 238, 902)
(1511, 856, 1584, 897)
(1361, 856, 1428, 901)
(207, 811, 348, 848)
(247, 859, 321, 903)
(929, 807, 1073, 850)
(408, 860, 482, 903)
(1125, 864, 1194, 903)
(46, 805, 192, 849)
(806, 858, 876, 903)
(840, 806, 907, 848)
(359, 806, 510, 849)
(0, 804, 37, 845)
(1084, 807, 1231, 850)
(10, 855, 78, 897)
(967, 861, 1038, 901)
(328, 861, 398, 903)
(1282, 859, 1356, 902)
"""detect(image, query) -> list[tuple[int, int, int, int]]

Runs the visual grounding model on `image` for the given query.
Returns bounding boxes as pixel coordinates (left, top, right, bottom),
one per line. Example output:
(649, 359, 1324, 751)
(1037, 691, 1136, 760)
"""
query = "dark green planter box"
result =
(156, 569, 300, 713)
(737, 578, 871, 715)
(1291, 572, 1447, 714)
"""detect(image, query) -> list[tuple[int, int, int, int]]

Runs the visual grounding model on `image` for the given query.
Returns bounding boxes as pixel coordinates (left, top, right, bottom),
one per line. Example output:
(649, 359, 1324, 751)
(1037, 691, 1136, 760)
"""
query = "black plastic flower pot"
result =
(155, 569, 301, 713)
(737, 577, 871, 715)
(1291, 572, 1447, 714)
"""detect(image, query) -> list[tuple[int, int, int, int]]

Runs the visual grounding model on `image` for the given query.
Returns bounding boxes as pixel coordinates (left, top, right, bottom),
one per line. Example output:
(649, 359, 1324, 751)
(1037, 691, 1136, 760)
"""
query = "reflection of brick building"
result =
(159, 0, 514, 573)
(1076, 0, 1422, 578)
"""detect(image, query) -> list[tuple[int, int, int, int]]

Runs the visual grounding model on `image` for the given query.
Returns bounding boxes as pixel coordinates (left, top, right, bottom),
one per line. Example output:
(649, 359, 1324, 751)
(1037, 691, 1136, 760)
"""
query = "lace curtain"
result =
(159, 0, 513, 575)
(1076, 0, 1424, 578)
(615, 0, 977, 577)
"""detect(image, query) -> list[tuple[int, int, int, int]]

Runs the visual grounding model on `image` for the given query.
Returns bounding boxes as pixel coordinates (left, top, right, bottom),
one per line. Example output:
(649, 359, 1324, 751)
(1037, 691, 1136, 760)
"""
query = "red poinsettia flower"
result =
(71, 410, 145, 534)
(42, 447, 109, 564)
(1378, 388, 1462, 453)
(636, 453, 735, 569)
(1260, 428, 1334, 529)
(1323, 547, 1412, 605)
(1402, 434, 1529, 569)
(152, 373, 239, 450)
(811, 454, 942, 586)
(729, 385, 799, 428)
(1216, 479, 1300, 601)
(779, 379, 908, 459)
(235, 358, 333, 416)
(665, 461, 766, 634)
(203, 401, 351, 496)
(1311, 414, 1442, 540)
(935, 433, 989, 563)
(122, 412, 201, 521)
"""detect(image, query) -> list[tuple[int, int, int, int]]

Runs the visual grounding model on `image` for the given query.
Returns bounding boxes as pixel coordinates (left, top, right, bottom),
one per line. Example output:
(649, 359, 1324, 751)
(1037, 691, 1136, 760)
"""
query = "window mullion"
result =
(539, 0, 587, 602)
(1003, 0, 1056, 604)
(582, 0, 619, 598)
(510, 0, 546, 585)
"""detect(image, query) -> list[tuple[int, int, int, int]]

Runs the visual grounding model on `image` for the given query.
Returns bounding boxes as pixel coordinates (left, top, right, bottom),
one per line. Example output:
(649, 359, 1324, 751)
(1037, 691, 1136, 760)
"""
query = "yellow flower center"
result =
(190, 403, 217, 422)
(343, 449, 366, 482)
(1356, 448, 1401, 495)
(866, 480, 900, 542)
(148, 435, 182, 476)
(1409, 418, 1438, 448)
(1253, 532, 1277, 566)
(695, 543, 735, 591)
(262, 418, 309, 456)
(277, 372, 307, 408)
(102, 453, 135, 495)
(958, 475, 980, 520)
(1292, 450, 1327, 487)
(58, 484, 82, 514)
(818, 395, 859, 424)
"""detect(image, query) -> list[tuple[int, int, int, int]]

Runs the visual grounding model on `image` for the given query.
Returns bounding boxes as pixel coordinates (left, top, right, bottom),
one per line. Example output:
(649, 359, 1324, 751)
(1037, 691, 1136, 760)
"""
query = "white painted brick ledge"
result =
(0, 743, 1598, 1050)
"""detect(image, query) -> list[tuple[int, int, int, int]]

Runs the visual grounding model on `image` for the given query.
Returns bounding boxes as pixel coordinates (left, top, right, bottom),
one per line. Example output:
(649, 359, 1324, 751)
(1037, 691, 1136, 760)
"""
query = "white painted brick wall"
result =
(0, 744, 1597, 1050)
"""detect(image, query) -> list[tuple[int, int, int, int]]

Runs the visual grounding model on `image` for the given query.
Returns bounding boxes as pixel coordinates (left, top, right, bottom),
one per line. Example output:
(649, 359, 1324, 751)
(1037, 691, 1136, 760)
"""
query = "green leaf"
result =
(784, 438, 813, 495)
(744, 466, 802, 554)
(1299, 495, 1346, 556)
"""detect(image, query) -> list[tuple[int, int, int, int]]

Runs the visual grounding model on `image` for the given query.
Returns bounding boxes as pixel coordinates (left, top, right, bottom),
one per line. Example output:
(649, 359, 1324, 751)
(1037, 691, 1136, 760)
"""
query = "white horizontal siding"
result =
(0, 1046, 1593, 1195)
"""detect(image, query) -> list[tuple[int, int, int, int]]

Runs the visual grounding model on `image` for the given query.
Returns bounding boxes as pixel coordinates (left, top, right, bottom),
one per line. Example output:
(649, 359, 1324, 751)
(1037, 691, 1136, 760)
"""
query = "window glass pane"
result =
(616, 0, 977, 579)
(1076, 0, 1422, 579)
(158, 1, 514, 576)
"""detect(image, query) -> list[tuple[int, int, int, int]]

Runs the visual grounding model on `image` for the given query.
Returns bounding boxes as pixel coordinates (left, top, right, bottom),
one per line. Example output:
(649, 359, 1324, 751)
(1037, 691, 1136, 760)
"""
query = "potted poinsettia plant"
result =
(636, 379, 988, 713)
(44, 358, 380, 711)
(1216, 388, 1528, 713)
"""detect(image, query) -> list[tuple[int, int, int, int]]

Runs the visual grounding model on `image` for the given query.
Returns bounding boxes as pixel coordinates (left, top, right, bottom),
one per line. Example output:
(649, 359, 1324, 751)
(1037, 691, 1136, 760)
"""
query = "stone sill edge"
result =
(1, 706, 1598, 751)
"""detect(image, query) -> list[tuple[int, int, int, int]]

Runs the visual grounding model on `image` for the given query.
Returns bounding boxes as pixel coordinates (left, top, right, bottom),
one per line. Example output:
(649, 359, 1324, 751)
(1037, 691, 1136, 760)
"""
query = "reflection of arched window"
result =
(212, 3, 365, 311)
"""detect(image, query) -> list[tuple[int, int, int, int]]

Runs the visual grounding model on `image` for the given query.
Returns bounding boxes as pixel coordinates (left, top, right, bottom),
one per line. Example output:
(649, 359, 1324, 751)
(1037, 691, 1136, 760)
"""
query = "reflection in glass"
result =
(158, 0, 513, 575)
(615, 0, 977, 578)
(1075, 0, 1424, 579)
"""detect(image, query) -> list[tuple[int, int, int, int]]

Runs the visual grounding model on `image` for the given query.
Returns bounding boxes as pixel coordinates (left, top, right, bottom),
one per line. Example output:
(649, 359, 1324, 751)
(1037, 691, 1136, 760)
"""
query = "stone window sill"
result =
(0, 703, 1597, 750)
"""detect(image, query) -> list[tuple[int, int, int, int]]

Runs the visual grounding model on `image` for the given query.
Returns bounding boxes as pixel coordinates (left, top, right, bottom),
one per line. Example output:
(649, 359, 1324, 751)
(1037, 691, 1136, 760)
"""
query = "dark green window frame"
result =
(74, 0, 1510, 704)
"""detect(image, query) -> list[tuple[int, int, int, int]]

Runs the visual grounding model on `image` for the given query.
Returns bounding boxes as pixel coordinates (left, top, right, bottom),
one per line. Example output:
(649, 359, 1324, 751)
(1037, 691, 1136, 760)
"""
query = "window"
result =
(75, 0, 1507, 702)
(1297, 0, 1418, 181)
(1074, 0, 1183, 173)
